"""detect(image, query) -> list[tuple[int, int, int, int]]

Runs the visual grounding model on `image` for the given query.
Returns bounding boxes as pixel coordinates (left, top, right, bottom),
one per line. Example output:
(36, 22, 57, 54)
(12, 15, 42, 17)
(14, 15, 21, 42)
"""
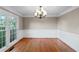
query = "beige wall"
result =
(18, 17, 23, 30)
(58, 8, 79, 51)
(58, 8, 79, 34)
(23, 17, 57, 30)
(17, 8, 79, 34)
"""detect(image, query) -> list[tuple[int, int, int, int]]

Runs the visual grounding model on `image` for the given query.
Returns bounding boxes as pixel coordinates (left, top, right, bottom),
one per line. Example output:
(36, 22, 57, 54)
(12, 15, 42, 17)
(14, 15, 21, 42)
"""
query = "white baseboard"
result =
(57, 30, 79, 51)
(23, 29, 57, 38)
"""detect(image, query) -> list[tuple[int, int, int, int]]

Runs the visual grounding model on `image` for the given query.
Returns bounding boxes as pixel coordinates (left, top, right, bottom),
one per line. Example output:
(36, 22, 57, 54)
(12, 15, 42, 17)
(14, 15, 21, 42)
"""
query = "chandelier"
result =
(34, 6, 47, 19)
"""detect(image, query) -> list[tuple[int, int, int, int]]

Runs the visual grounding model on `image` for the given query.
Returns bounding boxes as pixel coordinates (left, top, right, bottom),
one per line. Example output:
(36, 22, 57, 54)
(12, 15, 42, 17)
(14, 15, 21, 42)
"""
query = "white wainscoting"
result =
(57, 30, 79, 51)
(17, 30, 23, 40)
(2, 29, 79, 52)
(23, 29, 57, 38)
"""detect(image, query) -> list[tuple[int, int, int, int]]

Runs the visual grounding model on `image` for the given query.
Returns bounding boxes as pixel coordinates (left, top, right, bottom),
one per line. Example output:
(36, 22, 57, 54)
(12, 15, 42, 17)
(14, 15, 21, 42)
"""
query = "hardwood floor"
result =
(6, 38, 76, 52)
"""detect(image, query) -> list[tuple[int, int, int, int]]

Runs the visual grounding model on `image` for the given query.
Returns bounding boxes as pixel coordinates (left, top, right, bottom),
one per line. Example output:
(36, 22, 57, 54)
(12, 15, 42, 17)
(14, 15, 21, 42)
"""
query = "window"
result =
(0, 15, 6, 48)
(0, 9, 18, 50)
(10, 17, 17, 42)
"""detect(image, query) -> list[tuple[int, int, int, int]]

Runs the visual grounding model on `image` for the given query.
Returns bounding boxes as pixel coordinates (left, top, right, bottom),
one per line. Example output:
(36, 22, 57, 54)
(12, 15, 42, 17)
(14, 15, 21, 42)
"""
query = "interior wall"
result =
(58, 8, 79, 51)
(23, 17, 57, 38)
(23, 17, 57, 29)
(17, 17, 23, 40)
(18, 17, 23, 30)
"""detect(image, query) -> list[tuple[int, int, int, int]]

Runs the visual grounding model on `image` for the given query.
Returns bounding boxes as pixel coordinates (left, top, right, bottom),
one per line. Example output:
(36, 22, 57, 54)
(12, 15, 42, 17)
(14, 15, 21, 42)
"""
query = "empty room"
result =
(0, 6, 79, 52)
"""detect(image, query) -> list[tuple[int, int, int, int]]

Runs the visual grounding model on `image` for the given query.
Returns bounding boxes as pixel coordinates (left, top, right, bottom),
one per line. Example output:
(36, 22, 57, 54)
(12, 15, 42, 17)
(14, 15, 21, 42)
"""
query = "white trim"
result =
(22, 15, 59, 17)
(0, 6, 22, 16)
(59, 6, 79, 16)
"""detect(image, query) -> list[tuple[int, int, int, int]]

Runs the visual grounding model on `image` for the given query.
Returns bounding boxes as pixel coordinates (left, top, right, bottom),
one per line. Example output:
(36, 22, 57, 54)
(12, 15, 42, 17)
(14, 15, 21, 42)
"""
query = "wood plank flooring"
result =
(7, 38, 76, 52)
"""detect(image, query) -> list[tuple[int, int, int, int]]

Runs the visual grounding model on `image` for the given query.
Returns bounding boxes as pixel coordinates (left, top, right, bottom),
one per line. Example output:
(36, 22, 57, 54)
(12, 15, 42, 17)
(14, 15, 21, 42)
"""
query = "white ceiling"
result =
(2, 6, 79, 17)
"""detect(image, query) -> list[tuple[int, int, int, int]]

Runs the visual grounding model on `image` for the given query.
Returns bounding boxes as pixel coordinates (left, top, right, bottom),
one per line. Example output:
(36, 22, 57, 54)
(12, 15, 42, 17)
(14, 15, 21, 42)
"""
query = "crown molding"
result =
(58, 6, 79, 17)
(22, 6, 79, 17)
(1, 6, 79, 17)
(22, 15, 58, 17)
(0, 6, 23, 17)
